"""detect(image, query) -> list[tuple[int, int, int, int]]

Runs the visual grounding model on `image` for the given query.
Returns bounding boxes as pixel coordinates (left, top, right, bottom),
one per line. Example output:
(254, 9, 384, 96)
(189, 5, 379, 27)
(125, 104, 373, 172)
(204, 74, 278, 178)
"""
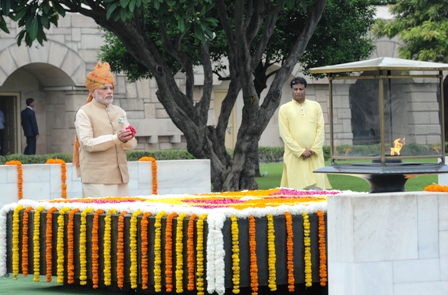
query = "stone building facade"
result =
(0, 9, 445, 156)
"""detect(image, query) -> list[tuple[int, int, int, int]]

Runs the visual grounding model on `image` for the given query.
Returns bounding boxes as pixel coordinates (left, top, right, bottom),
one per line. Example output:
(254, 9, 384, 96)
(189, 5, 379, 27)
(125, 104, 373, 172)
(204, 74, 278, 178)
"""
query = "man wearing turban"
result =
(74, 61, 137, 197)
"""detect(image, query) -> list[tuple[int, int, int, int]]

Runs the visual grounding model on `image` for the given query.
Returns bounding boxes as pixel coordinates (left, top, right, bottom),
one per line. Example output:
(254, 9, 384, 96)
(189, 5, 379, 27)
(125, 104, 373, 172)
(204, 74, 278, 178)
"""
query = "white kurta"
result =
(279, 99, 331, 190)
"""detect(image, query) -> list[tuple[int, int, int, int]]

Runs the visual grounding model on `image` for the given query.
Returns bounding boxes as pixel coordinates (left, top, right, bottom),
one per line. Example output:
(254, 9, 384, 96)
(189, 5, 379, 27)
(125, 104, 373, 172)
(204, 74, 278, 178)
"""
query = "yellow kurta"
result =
(279, 99, 331, 190)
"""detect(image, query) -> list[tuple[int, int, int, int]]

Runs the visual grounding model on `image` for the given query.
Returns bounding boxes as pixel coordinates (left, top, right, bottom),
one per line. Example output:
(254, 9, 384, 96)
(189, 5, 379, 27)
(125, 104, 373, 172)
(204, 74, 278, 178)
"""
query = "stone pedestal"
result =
(327, 192, 448, 295)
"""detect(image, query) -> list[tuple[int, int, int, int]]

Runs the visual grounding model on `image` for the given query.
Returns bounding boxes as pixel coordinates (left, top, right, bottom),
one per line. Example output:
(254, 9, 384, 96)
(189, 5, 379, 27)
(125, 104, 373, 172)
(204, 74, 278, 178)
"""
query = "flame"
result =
(390, 137, 405, 156)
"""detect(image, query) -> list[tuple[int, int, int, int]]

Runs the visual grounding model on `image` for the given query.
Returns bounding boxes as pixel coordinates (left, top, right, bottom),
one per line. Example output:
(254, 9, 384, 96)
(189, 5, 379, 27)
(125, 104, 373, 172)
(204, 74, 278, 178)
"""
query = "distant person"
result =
(21, 98, 39, 155)
(0, 108, 4, 155)
(73, 61, 137, 198)
(279, 77, 331, 190)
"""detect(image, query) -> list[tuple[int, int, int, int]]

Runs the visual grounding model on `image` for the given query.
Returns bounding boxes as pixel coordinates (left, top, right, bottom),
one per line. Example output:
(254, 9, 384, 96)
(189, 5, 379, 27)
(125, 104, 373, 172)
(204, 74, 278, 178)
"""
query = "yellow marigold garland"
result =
(196, 214, 207, 295)
(6, 160, 23, 200)
(130, 209, 143, 289)
(46, 159, 67, 199)
(187, 214, 198, 291)
(79, 208, 94, 286)
(266, 214, 277, 291)
(284, 212, 294, 292)
(230, 215, 240, 294)
(175, 213, 188, 293)
(92, 209, 105, 289)
(249, 215, 258, 295)
(56, 207, 71, 283)
(138, 156, 158, 194)
(12, 204, 24, 280)
(165, 212, 178, 292)
(141, 212, 152, 290)
(117, 210, 128, 289)
(317, 210, 327, 286)
(21, 206, 33, 277)
(33, 206, 45, 282)
(46, 207, 58, 282)
(302, 212, 312, 287)
(154, 211, 166, 292)
(67, 208, 80, 284)
(103, 208, 117, 287)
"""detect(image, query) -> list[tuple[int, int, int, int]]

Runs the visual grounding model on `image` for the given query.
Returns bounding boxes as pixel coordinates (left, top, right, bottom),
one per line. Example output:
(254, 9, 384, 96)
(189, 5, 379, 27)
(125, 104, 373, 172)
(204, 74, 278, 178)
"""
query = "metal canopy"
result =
(309, 57, 448, 74)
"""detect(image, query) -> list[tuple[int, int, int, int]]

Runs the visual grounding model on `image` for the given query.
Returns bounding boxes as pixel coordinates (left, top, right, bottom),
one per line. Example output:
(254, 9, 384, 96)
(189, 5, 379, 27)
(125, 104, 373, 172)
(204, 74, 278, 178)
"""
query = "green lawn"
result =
(256, 162, 438, 192)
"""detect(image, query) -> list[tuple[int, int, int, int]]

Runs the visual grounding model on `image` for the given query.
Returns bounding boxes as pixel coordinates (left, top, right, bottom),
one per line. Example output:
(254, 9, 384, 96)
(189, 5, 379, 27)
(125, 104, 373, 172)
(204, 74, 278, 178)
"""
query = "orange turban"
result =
(73, 61, 115, 172)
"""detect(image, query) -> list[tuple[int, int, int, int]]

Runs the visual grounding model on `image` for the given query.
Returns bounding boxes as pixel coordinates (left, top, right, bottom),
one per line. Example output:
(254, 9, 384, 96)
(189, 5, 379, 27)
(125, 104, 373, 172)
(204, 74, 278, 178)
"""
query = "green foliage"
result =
(372, 0, 448, 62)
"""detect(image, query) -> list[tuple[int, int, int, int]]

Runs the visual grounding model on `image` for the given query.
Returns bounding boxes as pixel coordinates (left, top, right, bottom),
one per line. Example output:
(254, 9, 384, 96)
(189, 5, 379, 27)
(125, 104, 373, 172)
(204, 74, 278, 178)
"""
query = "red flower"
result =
(126, 125, 137, 137)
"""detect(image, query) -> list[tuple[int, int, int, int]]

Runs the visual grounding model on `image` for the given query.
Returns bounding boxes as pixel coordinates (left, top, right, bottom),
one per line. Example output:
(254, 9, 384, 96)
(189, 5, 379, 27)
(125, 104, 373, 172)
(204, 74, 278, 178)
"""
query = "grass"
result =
(256, 162, 438, 192)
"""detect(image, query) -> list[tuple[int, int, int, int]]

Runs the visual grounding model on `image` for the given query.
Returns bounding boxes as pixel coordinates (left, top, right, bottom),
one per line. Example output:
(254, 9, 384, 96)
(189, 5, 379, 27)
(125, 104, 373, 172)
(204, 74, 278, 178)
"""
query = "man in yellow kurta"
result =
(279, 77, 331, 190)
(73, 61, 137, 197)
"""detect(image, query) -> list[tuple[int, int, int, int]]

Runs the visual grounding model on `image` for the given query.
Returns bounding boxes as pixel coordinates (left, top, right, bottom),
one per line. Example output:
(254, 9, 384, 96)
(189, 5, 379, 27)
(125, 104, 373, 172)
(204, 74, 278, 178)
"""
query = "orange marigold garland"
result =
(317, 210, 327, 286)
(103, 208, 117, 287)
(141, 212, 152, 290)
(154, 211, 166, 292)
(6, 160, 23, 200)
(138, 156, 158, 194)
(12, 204, 24, 280)
(67, 208, 80, 284)
(302, 212, 312, 287)
(424, 184, 448, 192)
(230, 215, 240, 294)
(117, 211, 128, 289)
(165, 212, 178, 292)
(57, 207, 71, 283)
(175, 213, 188, 293)
(284, 212, 295, 292)
(130, 209, 143, 289)
(21, 206, 33, 277)
(187, 214, 198, 291)
(249, 215, 258, 295)
(79, 208, 94, 286)
(45, 207, 58, 282)
(33, 206, 45, 282)
(92, 209, 105, 289)
(266, 214, 277, 291)
(196, 214, 207, 295)
(46, 159, 67, 199)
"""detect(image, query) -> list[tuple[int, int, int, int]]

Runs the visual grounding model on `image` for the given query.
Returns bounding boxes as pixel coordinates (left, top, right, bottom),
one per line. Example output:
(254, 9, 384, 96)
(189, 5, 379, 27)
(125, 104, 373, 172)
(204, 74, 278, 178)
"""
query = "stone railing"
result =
(0, 159, 210, 208)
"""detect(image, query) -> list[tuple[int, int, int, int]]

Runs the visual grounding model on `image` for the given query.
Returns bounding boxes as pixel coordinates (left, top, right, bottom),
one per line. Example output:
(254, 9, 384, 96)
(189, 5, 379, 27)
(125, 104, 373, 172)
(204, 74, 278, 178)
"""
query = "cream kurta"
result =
(279, 99, 331, 190)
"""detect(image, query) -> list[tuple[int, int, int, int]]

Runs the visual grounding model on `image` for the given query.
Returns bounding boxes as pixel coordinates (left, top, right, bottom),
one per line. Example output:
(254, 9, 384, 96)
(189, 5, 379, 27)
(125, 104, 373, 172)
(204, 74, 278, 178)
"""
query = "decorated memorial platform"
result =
(0, 188, 340, 294)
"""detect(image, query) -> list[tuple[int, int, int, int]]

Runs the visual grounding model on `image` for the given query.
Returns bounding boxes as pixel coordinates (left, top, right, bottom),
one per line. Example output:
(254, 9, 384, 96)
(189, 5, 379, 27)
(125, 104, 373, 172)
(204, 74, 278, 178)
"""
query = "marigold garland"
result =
(46, 159, 67, 199)
(12, 204, 24, 280)
(266, 214, 277, 291)
(187, 214, 198, 291)
(176, 213, 188, 293)
(424, 184, 448, 192)
(79, 208, 94, 286)
(67, 208, 80, 284)
(33, 206, 45, 282)
(117, 210, 128, 289)
(302, 212, 312, 287)
(103, 208, 117, 287)
(138, 156, 158, 194)
(6, 160, 23, 200)
(140, 211, 152, 290)
(284, 212, 294, 292)
(21, 206, 33, 277)
(45, 207, 58, 282)
(196, 214, 207, 295)
(154, 211, 166, 292)
(57, 207, 71, 283)
(92, 209, 105, 289)
(165, 212, 178, 292)
(317, 210, 327, 286)
(249, 215, 258, 295)
(130, 209, 143, 289)
(230, 215, 240, 294)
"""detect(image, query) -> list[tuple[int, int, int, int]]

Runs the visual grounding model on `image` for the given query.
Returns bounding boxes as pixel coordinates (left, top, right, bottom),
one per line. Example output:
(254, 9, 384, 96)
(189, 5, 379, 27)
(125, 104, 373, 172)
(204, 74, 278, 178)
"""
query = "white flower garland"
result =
(206, 213, 226, 295)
